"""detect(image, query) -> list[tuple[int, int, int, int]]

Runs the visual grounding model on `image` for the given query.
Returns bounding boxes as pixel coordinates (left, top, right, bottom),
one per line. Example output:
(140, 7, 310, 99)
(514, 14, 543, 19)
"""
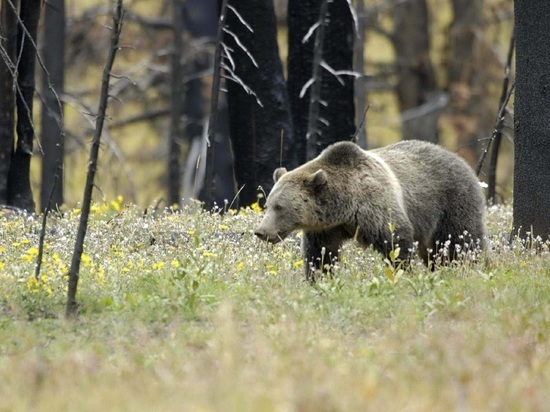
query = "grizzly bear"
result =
(254, 140, 487, 280)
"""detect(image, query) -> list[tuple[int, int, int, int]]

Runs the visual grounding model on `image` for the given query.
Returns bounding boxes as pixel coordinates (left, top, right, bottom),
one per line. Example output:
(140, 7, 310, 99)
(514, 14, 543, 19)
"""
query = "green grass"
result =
(0, 202, 549, 411)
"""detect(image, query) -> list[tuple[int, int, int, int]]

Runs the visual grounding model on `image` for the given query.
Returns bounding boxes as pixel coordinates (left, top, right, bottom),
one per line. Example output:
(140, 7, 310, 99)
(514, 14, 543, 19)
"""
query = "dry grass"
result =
(0, 202, 549, 411)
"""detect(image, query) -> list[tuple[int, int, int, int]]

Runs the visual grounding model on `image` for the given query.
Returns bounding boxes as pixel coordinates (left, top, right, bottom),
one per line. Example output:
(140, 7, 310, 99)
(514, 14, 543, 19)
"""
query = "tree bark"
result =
(0, 0, 18, 205)
(513, 0, 550, 241)
(66, 0, 124, 318)
(287, 0, 355, 164)
(224, 0, 294, 206)
(180, 0, 235, 209)
(168, 0, 184, 207)
(447, 0, 485, 167)
(40, 0, 65, 211)
(5, 0, 40, 213)
(392, 0, 440, 143)
(354, 0, 367, 149)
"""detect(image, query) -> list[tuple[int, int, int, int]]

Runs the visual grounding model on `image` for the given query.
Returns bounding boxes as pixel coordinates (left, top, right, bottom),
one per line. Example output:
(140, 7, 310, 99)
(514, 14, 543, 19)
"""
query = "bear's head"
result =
(254, 166, 328, 243)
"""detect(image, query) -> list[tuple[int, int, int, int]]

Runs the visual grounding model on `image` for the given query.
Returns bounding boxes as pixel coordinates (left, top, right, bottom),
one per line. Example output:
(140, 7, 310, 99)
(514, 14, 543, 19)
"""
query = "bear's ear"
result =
(306, 169, 328, 190)
(273, 167, 287, 183)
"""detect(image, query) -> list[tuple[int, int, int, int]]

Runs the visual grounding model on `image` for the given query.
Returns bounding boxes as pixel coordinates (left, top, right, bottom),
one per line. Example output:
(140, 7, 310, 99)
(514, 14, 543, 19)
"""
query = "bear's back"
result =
(372, 140, 486, 248)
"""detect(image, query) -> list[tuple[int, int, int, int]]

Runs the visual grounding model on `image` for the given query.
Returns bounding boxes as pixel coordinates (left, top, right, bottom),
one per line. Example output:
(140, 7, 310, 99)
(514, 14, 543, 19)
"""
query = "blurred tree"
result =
(40, 0, 65, 211)
(392, 0, 442, 143)
(224, 0, 294, 207)
(0, 0, 17, 206)
(180, 0, 234, 209)
(513, 0, 550, 241)
(447, 0, 485, 167)
(0, 0, 40, 213)
(354, 0, 367, 149)
(167, 0, 184, 207)
(287, 0, 355, 163)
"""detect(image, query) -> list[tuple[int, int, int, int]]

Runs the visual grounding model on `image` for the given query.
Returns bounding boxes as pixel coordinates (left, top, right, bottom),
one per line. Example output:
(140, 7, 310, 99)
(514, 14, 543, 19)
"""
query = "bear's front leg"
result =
(302, 227, 349, 282)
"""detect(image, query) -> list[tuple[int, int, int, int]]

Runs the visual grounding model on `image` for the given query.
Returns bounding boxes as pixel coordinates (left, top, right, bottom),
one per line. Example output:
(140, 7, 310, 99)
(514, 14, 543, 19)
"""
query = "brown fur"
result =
(255, 140, 487, 280)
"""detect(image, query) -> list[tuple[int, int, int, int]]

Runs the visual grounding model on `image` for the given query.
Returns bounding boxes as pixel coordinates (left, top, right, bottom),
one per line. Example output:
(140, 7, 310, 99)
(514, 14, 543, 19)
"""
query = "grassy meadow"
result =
(0, 201, 549, 411)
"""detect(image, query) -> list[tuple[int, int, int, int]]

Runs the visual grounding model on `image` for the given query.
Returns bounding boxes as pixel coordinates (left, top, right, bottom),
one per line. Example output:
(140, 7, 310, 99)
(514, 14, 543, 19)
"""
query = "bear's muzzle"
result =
(254, 228, 280, 244)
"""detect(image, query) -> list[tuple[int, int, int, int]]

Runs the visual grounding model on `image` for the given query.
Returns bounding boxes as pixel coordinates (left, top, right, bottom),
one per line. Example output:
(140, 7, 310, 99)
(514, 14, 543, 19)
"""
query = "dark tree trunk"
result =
(287, 0, 355, 163)
(513, 0, 550, 241)
(2, 0, 40, 213)
(168, 0, 184, 207)
(354, 0, 367, 149)
(66, 0, 124, 318)
(0, 0, 17, 205)
(224, 0, 293, 206)
(392, 0, 441, 143)
(447, 0, 485, 167)
(180, 0, 235, 209)
(40, 0, 65, 211)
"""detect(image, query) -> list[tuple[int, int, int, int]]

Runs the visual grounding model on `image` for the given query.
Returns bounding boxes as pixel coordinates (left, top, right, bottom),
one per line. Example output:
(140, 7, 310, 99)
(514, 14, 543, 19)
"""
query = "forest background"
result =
(21, 0, 514, 210)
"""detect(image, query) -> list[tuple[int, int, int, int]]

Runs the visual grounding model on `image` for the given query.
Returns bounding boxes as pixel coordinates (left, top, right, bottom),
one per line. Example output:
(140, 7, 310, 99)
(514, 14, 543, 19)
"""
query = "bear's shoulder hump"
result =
(320, 141, 364, 167)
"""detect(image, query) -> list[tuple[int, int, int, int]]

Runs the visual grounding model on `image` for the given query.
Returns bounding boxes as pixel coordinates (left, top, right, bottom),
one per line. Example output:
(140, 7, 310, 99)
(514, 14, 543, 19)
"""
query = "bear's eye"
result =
(274, 204, 283, 211)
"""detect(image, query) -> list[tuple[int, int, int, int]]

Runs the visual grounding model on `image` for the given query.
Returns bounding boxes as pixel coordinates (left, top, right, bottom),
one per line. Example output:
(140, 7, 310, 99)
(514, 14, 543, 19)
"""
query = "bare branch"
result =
(302, 22, 320, 44)
(486, 27, 515, 203)
(204, 0, 230, 208)
(66, 0, 125, 319)
(299, 77, 315, 98)
(306, 0, 330, 157)
(344, 0, 359, 39)
(475, 81, 515, 176)
(223, 27, 258, 68)
(227, 5, 253, 33)
(221, 62, 263, 107)
(351, 105, 370, 144)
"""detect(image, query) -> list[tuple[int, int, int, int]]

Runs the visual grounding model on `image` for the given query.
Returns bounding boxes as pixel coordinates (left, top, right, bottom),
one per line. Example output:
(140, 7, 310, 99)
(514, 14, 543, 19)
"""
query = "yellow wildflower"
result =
(110, 200, 121, 212)
(81, 253, 91, 266)
(237, 261, 244, 271)
(26, 275, 40, 294)
(152, 262, 165, 270)
(202, 252, 216, 258)
(250, 202, 262, 213)
(293, 260, 304, 268)
(23, 247, 39, 262)
(171, 260, 180, 268)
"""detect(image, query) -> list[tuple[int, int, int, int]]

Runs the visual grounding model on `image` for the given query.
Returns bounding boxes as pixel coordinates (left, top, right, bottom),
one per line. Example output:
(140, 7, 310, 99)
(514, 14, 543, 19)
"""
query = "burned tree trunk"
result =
(180, 0, 234, 209)
(224, 0, 293, 207)
(392, 0, 442, 143)
(447, 0, 485, 167)
(167, 0, 184, 207)
(0, 0, 17, 206)
(40, 0, 65, 211)
(0, 0, 40, 213)
(513, 0, 550, 241)
(287, 0, 355, 163)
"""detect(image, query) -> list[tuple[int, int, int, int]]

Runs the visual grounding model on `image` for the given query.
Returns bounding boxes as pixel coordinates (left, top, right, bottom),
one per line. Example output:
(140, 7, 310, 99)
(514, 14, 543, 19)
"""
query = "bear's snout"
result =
(254, 227, 283, 244)
(254, 229, 268, 241)
(254, 225, 285, 243)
